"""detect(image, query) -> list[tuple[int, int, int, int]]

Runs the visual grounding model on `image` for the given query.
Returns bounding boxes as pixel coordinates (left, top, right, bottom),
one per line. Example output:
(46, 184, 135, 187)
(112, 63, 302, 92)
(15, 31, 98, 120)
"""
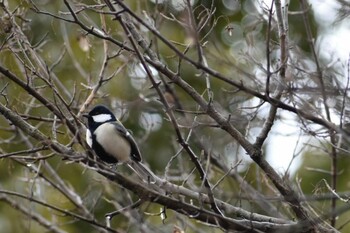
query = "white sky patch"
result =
(301, 0, 350, 64)
(92, 114, 112, 123)
(139, 112, 163, 132)
(128, 63, 159, 90)
(265, 116, 304, 176)
(253, 0, 350, 176)
(309, 0, 340, 25)
(241, 99, 303, 174)
(149, 0, 165, 4)
(318, 28, 350, 63)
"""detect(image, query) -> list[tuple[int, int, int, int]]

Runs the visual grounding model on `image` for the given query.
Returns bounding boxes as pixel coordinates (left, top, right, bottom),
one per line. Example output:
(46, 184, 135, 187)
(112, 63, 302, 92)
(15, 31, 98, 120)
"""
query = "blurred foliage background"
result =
(1, 0, 350, 232)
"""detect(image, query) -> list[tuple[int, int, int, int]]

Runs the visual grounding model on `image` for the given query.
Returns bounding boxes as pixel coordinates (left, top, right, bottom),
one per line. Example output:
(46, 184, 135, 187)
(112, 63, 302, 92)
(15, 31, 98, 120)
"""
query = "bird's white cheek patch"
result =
(92, 114, 112, 123)
(86, 129, 92, 147)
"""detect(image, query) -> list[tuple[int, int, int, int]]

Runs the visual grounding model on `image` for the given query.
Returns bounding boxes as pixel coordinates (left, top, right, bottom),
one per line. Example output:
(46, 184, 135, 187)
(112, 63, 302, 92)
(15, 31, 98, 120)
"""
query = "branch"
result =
(108, 1, 224, 217)
(0, 103, 81, 158)
(91, 1, 328, 226)
(0, 65, 78, 135)
(0, 190, 117, 233)
(0, 193, 67, 233)
(0, 102, 295, 231)
(299, 0, 339, 226)
(42, 0, 342, 137)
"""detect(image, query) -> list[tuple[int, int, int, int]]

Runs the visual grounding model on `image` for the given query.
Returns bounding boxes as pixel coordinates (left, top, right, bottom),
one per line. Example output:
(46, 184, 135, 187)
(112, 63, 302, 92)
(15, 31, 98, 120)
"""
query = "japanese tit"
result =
(83, 105, 155, 183)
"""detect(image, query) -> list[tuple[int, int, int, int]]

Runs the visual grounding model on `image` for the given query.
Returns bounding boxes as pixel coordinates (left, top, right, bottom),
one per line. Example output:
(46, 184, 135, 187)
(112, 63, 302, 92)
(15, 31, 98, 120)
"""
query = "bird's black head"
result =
(83, 105, 117, 131)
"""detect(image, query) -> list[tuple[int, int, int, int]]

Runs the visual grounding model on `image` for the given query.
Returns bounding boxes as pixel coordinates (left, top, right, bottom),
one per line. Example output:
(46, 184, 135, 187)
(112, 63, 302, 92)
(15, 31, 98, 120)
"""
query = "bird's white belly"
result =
(94, 123, 131, 162)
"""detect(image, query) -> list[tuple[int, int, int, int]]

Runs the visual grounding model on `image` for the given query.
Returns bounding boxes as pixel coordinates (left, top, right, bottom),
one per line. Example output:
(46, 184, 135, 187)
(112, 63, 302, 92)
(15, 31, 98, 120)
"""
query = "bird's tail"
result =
(127, 161, 156, 184)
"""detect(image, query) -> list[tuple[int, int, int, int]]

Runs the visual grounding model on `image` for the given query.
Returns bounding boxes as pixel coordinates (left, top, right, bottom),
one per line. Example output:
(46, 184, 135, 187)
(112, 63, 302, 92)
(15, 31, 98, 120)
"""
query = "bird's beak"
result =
(82, 113, 89, 118)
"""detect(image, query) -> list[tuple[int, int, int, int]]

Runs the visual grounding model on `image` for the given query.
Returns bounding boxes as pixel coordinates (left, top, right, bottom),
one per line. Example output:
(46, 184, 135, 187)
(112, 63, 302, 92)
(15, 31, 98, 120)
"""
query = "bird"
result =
(83, 105, 155, 183)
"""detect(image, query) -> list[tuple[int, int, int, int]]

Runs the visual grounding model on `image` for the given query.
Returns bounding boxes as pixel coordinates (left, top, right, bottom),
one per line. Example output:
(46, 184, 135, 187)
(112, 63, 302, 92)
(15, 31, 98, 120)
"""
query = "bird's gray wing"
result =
(111, 121, 142, 162)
